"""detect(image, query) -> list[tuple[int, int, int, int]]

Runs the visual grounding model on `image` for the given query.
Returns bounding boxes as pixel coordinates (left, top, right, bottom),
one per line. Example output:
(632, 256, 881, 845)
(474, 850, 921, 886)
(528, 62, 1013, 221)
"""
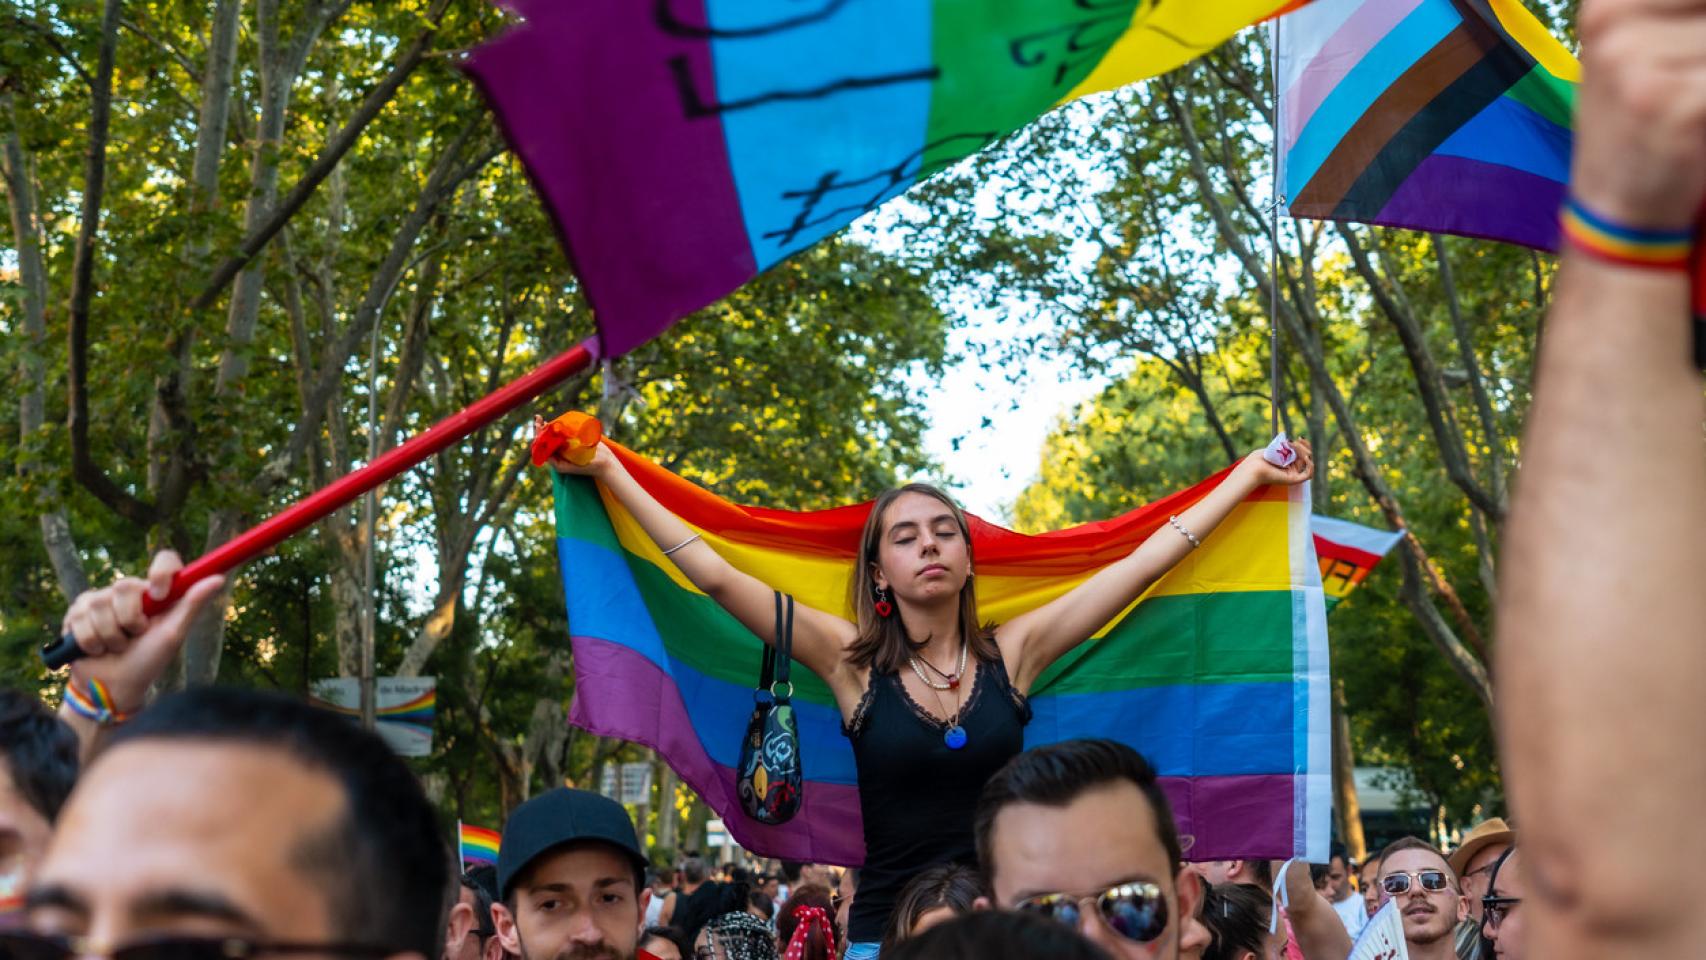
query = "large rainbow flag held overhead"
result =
(555, 442, 1331, 864)
(468, 0, 1311, 356)
(1276, 0, 1578, 250)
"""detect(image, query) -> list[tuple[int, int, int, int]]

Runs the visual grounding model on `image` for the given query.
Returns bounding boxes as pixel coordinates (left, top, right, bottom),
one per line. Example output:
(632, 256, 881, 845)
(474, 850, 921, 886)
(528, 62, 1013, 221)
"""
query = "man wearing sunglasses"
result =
(1375, 838, 1469, 960)
(972, 739, 1202, 959)
(11, 686, 448, 960)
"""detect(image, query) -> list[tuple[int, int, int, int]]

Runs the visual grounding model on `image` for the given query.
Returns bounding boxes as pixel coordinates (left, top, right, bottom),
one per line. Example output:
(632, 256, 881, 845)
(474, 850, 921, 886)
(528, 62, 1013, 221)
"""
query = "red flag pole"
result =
(139, 339, 598, 616)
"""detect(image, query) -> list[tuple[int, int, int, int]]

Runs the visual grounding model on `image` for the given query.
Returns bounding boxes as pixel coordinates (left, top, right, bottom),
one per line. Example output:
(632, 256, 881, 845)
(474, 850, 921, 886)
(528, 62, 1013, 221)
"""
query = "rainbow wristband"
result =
(1560, 197, 1694, 270)
(64, 677, 131, 725)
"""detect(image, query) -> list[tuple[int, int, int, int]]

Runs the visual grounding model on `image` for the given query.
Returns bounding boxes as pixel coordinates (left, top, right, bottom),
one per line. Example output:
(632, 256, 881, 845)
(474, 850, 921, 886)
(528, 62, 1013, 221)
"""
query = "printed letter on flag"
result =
(468, 0, 1314, 356)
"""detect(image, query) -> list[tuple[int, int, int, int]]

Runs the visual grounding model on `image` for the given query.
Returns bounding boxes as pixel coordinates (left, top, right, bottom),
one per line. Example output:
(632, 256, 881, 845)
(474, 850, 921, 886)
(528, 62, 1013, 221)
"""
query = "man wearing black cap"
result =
(492, 787, 651, 960)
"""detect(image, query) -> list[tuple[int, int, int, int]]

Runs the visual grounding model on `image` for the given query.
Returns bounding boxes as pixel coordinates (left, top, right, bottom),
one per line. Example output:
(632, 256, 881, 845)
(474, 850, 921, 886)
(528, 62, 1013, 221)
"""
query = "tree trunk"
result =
(1338, 227, 1503, 523)
(1331, 680, 1367, 862)
(3, 94, 88, 599)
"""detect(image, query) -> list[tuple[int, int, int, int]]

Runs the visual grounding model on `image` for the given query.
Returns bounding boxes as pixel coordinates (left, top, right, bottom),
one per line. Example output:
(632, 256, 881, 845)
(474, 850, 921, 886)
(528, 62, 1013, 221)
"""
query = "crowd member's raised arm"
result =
(540, 425, 858, 693)
(56, 551, 225, 761)
(1496, 0, 1706, 956)
(1279, 859, 1353, 960)
(1000, 442, 1312, 692)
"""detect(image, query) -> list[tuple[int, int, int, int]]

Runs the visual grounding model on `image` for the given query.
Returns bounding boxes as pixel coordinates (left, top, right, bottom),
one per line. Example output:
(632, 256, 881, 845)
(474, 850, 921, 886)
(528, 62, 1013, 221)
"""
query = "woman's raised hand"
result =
(532, 414, 615, 476)
(1236, 437, 1314, 488)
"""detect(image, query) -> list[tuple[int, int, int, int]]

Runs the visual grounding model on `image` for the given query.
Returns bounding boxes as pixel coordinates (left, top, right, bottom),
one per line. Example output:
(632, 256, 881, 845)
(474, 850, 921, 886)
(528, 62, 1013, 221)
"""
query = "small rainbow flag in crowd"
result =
(1311, 516, 1405, 612)
(459, 822, 501, 868)
(553, 436, 1331, 864)
(467, 0, 1314, 356)
(1276, 0, 1577, 251)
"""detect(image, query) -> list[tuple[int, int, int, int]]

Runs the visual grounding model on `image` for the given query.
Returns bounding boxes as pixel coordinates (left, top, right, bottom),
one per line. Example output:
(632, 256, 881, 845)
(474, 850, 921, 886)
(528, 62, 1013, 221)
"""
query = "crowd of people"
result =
(1, 0, 1700, 955)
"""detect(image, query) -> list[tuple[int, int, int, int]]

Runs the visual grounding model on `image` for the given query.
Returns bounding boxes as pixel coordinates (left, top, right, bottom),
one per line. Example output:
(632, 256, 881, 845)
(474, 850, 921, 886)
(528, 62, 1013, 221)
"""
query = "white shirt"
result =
(1334, 893, 1370, 937)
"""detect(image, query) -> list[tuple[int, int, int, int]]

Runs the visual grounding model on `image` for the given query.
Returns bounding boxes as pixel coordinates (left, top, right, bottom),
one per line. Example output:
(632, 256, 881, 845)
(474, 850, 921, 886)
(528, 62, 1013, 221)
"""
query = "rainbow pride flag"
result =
(555, 443, 1331, 864)
(1311, 516, 1404, 612)
(311, 687, 437, 729)
(460, 822, 501, 867)
(1276, 0, 1578, 250)
(467, 0, 1313, 356)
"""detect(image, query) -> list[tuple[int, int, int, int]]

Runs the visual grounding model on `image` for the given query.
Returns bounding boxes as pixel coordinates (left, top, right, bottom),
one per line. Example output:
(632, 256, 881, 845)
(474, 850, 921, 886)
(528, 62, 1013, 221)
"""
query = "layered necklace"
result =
(908, 640, 970, 750)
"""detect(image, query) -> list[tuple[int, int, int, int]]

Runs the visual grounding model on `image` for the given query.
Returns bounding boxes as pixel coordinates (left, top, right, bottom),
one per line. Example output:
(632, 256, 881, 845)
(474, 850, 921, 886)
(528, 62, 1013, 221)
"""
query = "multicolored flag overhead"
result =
(553, 440, 1331, 864)
(1311, 515, 1405, 612)
(468, 0, 1315, 356)
(1276, 0, 1578, 250)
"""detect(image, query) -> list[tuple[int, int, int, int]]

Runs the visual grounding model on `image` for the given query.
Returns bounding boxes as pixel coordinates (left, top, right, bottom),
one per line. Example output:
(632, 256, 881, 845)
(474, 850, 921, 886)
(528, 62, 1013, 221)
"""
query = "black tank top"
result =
(841, 655, 1031, 943)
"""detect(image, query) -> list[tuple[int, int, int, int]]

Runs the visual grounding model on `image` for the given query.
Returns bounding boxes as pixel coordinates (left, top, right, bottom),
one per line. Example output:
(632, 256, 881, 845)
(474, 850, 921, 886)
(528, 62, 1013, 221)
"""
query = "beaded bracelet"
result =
(64, 677, 132, 726)
(1168, 515, 1202, 549)
(1558, 197, 1694, 271)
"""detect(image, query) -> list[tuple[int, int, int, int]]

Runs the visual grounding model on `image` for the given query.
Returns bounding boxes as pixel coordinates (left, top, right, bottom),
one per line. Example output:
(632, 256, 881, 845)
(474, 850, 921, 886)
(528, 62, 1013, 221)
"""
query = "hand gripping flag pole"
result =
(40, 339, 600, 669)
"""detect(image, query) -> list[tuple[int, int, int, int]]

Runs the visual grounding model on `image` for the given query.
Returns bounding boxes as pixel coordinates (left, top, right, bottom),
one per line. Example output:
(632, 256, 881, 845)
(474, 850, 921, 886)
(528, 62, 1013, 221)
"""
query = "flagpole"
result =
(40, 338, 600, 668)
(1268, 15, 1285, 437)
(457, 819, 466, 875)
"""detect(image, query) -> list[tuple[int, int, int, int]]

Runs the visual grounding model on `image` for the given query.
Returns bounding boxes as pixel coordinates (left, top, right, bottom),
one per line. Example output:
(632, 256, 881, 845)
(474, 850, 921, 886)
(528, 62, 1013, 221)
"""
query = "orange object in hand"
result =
(531, 411, 603, 467)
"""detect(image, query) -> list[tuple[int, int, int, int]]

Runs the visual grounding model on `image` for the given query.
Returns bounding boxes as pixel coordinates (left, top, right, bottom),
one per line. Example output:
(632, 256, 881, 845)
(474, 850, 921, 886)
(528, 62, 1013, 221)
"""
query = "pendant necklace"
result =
(922, 667, 969, 751)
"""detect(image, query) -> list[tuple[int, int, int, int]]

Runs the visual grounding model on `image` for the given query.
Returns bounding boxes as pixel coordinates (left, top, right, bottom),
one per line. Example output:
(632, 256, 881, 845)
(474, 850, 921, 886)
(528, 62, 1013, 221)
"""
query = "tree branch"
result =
(1338, 226, 1505, 521)
(186, 0, 455, 313)
(67, 0, 156, 528)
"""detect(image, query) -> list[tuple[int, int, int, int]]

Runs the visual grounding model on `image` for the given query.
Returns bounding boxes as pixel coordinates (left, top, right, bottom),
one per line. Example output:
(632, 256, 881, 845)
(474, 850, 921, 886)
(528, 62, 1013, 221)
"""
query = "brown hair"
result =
(1379, 836, 1458, 886)
(881, 862, 986, 950)
(847, 483, 1000, 675)
(776, 883, 838, 960)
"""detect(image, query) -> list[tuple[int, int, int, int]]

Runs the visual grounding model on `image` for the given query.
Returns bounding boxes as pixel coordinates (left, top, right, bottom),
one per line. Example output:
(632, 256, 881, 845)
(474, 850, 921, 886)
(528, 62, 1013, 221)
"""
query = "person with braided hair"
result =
(695, 912, 779, 960)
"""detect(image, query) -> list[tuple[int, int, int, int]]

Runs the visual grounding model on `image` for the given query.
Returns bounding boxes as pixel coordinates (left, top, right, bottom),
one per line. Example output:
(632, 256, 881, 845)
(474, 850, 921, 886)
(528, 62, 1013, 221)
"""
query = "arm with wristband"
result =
(1498, 0, 1706, 958)
(55, 551, 226, 760)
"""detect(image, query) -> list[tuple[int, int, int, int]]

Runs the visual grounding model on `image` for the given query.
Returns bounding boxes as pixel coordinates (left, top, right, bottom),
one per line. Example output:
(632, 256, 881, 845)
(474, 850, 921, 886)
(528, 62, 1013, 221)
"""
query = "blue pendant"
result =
(944, 725, 968, 750)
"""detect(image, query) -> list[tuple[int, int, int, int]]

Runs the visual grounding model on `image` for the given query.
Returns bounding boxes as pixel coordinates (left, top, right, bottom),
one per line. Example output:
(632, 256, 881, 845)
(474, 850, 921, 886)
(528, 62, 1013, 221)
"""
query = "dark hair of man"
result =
(682, 856, 708, 885)
(106, 687, 448, 956)
(1308, 862, 1331, 887)
(0, 688, 79, 823)
(881, 862, 985, 950)
(776, 883, 838, 959)
(779, 861, 803, 884)
(1246, 858, 1274, 889)
(1201, 882, 1271, 960)
(1379, 836, 1457, 886)
(973, 739, 1181, 888)
(460, 872, 496, 940)
(640, 926, 691, 957)
(883, 910, 1112, 960)
(748, 888, 774, 918)
(465, 863, 500, 905)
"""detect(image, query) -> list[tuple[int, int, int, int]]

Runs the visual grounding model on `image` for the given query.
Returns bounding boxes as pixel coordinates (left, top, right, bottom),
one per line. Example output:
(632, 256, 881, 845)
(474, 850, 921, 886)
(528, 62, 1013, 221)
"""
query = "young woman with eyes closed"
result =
(541, 423, 1313, 958)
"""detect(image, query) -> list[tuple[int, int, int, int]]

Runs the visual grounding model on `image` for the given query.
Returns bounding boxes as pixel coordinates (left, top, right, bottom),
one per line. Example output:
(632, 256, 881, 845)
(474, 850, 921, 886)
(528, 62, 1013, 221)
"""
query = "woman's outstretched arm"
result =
(999, 442, 1313, 691)
(543, 427, 858, 690)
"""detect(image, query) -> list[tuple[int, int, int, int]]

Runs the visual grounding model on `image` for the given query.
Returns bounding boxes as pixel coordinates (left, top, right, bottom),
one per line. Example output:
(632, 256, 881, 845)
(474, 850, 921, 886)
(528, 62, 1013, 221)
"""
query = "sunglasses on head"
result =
(0, 932, 398, 960)
(1016, 880, 1169, 944)
(1380, 869, 1452, 897)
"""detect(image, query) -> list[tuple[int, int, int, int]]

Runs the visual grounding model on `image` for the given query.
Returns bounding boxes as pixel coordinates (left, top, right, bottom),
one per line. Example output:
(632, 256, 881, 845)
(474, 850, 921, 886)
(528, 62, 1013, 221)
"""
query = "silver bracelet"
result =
(1168, 515, 1202, 549)
(662, 533, 702, 557)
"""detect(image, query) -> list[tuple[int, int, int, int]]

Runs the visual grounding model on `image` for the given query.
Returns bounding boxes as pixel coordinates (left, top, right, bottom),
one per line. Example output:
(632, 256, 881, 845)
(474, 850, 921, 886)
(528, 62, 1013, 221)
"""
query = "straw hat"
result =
(1448, 817, 1515, 875)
